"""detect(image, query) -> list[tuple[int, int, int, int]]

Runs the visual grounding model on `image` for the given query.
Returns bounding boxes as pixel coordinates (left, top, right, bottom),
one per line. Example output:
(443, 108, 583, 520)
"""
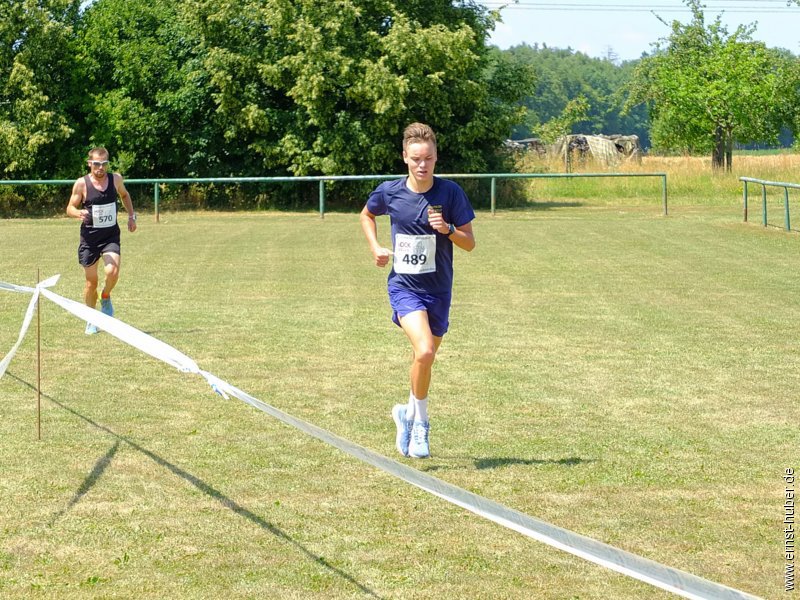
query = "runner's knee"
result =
(413, 344, 436, 368)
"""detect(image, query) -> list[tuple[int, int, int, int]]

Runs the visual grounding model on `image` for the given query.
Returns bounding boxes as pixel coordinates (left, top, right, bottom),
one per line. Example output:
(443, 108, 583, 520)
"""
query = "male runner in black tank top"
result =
(66, 147, 137, 334)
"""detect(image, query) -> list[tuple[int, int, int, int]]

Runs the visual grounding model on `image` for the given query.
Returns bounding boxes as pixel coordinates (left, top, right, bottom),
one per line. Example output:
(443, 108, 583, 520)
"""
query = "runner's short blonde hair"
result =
(88, 147, 109, 160)
(403, 123, 437, 150)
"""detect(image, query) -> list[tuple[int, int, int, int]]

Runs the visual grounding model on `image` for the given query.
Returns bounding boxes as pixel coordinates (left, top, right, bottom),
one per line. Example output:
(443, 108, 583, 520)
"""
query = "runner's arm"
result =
(450, 221, 475, 252)
(115, 175, 137, 232)
(360, 206, 392, 267)
(66, 179, 89, 223)
(428, 209, 475, 252)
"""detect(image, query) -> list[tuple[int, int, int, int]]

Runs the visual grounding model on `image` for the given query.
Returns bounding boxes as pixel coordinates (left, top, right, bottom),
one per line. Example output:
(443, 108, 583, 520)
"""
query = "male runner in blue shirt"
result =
(360, 123, 476, 458)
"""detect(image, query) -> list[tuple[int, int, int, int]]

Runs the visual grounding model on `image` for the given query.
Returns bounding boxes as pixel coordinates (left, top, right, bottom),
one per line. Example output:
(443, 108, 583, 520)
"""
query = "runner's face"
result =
(88, 155, 109, 178)
(403, 141, 437, 183)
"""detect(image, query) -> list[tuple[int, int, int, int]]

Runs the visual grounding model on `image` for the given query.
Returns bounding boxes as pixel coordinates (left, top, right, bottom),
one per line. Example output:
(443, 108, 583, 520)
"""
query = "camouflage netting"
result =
(507, 134, 642, 167)
(584, 135, 621, 166)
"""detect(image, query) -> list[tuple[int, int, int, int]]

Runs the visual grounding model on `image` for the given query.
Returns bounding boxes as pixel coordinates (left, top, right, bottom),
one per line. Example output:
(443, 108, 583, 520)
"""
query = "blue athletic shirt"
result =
(366, 176, 475, 295)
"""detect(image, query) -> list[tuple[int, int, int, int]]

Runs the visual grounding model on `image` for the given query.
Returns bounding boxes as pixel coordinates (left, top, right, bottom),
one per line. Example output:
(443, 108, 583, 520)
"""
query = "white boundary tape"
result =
(0, 277, 762, 600)
(0, 275, 59, 379)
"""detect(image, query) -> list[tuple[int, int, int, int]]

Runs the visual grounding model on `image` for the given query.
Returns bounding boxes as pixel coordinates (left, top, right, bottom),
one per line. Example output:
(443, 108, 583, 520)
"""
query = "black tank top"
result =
(81, 173, 120, 243)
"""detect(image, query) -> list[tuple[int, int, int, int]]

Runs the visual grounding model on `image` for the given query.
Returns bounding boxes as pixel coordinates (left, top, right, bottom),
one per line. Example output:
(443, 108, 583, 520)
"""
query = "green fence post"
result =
(154, 182, 160, 223)
(785, 187, 791, 232)
(661, 175, 668, 216)
(319, 180, 325, 219)
(490, 177, 496, 216)
(762, 185, 768, 227)
(742, 181, 748, 222)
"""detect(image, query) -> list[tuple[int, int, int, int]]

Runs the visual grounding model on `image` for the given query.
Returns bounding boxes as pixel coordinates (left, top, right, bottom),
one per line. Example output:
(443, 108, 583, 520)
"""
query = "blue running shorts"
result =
(388, 284, 451, 337)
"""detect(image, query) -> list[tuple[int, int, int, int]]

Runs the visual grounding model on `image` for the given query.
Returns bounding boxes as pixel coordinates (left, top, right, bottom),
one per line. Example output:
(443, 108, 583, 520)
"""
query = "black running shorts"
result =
(78, 237, 121, 267)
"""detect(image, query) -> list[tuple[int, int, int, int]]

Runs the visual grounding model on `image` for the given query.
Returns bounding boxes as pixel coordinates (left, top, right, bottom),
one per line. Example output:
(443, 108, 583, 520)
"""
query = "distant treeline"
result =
(506, 41, 798, 153)
(504, 44, 653, 149)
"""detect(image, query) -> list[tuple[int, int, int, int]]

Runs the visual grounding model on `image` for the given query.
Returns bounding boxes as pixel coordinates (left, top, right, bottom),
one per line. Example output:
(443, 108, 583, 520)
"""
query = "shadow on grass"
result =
(503, 201, 586, 211)
(49, 440, 120, 526)
(10, 373, 381, 599)
(474, 456, 593, 470)
(141, 328, 204, 336)
(419, 455, 594, 473)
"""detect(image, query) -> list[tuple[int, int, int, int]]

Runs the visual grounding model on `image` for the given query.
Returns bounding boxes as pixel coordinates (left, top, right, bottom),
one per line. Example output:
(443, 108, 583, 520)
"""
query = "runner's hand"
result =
(373, 247, 392, 268)
(427, 207, 448, 234)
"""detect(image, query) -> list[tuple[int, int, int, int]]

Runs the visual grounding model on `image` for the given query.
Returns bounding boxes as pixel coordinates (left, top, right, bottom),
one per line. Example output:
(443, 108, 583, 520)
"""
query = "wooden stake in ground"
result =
(36, 269, 41, 441)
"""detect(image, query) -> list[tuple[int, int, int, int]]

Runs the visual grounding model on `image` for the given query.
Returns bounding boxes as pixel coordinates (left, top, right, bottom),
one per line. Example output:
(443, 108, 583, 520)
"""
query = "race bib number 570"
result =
(394, 234, 436, 274)
(91, 203, 117, 228)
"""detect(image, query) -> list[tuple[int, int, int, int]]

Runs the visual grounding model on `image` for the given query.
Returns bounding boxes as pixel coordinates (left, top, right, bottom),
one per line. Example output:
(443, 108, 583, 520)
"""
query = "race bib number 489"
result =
(91, 203, 117, 228)
(394, 234, 436, 274)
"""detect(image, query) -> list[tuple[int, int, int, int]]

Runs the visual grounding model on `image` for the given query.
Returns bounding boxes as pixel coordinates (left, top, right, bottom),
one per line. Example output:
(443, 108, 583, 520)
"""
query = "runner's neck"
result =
(406, 176, 433, 194)
(89, 173, 108, 189)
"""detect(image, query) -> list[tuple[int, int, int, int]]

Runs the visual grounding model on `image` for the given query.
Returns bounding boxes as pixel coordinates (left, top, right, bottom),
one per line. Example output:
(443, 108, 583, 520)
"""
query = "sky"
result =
(485, 0, 800, 61)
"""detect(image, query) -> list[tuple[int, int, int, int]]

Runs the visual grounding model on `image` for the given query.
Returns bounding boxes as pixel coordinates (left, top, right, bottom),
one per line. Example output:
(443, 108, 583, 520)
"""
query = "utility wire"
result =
(480, 1, 799, 13)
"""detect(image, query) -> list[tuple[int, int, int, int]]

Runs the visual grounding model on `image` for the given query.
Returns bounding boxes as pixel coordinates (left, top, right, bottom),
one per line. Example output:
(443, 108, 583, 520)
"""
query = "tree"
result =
(77, 0, 220, 177)
(538, 95, 590, 145)
(184, 0, 534, 177)
(0, 0, 81, 178)
(1, 0, 536, 212)
(625, 0, 800, 170)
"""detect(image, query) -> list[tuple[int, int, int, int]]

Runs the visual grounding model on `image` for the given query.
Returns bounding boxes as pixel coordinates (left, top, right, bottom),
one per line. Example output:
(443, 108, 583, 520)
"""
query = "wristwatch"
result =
(129, 214, 136, 222)
(447, 223, 456, 235)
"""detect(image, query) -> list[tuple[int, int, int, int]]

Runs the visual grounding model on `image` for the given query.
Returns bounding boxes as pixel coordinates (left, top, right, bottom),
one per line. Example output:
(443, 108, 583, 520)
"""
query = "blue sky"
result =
(485, 1, 800, 61)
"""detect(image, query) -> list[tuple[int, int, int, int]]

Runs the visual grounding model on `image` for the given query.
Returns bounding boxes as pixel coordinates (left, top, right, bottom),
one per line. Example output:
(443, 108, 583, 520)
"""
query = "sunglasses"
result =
(89, 160, 110, 167)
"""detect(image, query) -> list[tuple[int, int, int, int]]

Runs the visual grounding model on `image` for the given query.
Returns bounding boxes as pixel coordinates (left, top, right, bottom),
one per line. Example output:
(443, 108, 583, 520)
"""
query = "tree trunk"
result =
(711, 125, 724, 171)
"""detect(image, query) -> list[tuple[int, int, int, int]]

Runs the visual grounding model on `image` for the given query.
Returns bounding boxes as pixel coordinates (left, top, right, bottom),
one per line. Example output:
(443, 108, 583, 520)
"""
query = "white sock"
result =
(405, 391, 415, 422)
(414, 397, 429, 423)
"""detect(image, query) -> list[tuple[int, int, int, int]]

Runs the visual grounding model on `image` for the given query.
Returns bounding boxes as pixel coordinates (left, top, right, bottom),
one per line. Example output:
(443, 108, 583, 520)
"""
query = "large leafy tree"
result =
(625, 0, 799, 170)
(0, 0, 81, 177)
(186, 0, 534, 176)
(77, 0, 220, 177)
(1, 0, 535, 195)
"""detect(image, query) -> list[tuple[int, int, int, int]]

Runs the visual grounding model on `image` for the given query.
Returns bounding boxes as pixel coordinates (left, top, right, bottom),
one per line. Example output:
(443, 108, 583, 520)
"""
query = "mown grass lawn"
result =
(1, 205, 797, 598)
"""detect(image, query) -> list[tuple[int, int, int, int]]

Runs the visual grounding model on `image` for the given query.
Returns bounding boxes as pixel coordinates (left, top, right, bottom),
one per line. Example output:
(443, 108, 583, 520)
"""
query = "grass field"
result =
(1, 204, 798, 598)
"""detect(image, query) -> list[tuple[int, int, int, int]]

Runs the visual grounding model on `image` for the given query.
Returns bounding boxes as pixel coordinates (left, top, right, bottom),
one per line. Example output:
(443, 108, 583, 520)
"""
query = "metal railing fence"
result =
(740, 177, 800, 232)
(0, 172, 668, 220)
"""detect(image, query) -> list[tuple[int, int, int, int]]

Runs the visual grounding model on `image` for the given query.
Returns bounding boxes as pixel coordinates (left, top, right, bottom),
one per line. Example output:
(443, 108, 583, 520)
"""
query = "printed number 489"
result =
(402, 254, 427, 266)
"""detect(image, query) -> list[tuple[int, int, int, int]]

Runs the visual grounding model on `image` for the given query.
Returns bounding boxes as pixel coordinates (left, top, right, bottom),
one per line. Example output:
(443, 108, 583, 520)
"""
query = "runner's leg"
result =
(101, 252, 121, 298)
(399, 310, 443, 401)
(400, 311, 441, 458)
(83, 262, 99, 308)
